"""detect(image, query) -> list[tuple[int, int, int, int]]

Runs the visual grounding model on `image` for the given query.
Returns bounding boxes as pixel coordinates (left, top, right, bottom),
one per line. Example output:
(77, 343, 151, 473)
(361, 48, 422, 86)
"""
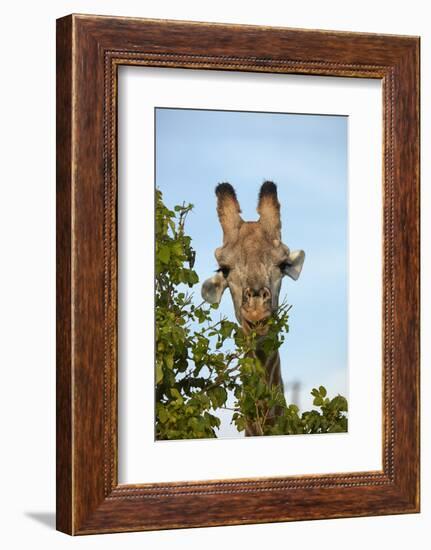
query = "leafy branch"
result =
(155, 188, 348, 440)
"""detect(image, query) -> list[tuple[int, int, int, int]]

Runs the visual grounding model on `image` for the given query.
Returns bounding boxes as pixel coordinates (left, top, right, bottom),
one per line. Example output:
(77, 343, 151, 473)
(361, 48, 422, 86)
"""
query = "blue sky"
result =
(156, 107, 348, 437)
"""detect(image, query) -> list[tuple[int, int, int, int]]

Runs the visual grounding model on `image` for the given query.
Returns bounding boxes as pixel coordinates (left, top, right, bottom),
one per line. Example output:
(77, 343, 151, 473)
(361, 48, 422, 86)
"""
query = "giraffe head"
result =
(201, 181, 305, 334)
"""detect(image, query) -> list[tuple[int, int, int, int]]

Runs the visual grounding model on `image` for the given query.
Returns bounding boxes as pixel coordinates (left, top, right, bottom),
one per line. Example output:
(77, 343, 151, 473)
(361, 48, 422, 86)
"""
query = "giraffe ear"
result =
(201, 271, 228, 304)
(283, 250, 305, 281)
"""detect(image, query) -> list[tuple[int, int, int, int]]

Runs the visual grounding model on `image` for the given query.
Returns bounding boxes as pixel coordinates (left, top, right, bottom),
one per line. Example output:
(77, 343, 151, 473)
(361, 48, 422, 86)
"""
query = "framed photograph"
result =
(56, 14, 420, 535)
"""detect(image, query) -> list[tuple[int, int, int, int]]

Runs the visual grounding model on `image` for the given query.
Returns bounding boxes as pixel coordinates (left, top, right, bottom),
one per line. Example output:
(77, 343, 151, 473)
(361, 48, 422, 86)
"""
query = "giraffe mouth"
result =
(242, 315, 271, 335)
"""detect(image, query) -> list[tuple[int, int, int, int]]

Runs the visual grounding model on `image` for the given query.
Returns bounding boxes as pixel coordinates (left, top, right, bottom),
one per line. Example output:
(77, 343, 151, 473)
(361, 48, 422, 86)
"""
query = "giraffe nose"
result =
(243, 286, 271, 303)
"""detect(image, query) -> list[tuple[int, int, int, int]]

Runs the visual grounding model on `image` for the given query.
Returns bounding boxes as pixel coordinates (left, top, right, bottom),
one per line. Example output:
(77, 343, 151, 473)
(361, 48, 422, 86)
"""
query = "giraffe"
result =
(201, 181, 305, 436)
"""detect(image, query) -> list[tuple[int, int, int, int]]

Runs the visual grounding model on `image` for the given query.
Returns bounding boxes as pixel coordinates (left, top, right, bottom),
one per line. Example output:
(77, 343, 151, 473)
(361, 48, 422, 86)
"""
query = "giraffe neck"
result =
(244, 348, 285, 437)
(255, 348, 283, 392)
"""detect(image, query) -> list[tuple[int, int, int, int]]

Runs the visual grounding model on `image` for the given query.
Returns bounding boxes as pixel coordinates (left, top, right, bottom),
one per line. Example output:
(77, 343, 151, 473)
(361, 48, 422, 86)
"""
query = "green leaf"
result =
(157, 245, 170, 264)
(170, 388, 182, 401)
(156, 363, 163, 384)
(158, 406, 168, 424)
(319, 386, 327, 397)
(165, 354, 174, 370)
(208, 386, 227, 408)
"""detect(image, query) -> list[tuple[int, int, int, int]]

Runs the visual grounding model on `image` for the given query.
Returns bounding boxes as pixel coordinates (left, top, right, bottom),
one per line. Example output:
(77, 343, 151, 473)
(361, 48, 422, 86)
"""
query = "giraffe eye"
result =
(217, 266, 230, 278)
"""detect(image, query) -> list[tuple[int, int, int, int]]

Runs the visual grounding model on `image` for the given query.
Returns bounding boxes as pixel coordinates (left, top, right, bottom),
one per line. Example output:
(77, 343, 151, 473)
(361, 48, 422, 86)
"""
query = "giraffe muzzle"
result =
(241, 286, 272, 334)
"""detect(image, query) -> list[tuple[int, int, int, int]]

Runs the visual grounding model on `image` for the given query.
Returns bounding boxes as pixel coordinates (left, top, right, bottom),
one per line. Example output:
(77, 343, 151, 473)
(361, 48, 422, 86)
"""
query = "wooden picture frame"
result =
(56, 14, 420, 535)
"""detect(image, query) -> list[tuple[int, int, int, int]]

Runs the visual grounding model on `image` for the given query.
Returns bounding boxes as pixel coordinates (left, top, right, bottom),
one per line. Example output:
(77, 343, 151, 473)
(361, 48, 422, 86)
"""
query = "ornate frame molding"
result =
(57, 15, 419, 534)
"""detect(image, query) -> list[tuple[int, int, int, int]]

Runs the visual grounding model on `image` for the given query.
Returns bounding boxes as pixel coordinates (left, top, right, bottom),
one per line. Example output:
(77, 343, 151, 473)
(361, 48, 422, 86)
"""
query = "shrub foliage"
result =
(155, 189, 348, 440)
